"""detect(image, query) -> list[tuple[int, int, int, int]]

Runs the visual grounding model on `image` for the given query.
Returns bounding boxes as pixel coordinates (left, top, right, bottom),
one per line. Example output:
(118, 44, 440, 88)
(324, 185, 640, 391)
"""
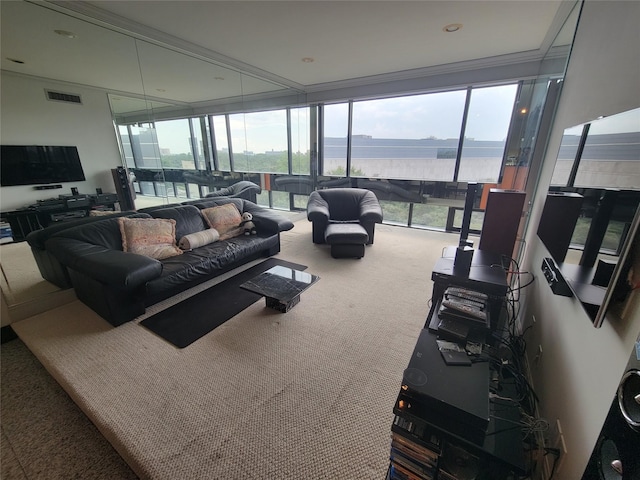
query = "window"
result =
(291, 107, 311, 175)
(350, 91, 467, 180)
(550, 124, 584, 186)
(458, 84, 518, 182)
(131, 125, 161, 169)
(230, 110, 288, 173)
(411, 204, 449, 230)
(322, 103, 349, 176)
(211, 115, 231, 171)
(118, 125, 135, 169)
(154, 119, 195, 169)
(189, 118, 205, 170)
(574, 108, 640, 189)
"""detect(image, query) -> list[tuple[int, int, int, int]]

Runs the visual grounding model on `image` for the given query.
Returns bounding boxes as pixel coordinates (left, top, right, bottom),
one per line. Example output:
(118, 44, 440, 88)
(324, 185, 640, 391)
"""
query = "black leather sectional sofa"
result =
(43, 198, 294, 326)
(26, 211, 146, 289)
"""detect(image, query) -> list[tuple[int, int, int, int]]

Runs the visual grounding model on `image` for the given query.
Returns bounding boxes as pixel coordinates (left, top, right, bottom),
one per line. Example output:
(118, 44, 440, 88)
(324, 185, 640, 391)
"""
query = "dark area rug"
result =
(140, 258, 306, 348)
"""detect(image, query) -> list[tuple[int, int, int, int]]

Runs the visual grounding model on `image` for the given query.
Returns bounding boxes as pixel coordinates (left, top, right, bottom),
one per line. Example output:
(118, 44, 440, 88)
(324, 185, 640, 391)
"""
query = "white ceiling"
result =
(1, 0, 577, 112)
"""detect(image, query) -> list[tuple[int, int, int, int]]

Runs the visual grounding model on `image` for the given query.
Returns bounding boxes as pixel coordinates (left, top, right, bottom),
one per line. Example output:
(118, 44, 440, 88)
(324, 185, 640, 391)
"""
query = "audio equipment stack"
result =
(582, 340, 640, 480)
(386, 328, 527, 479)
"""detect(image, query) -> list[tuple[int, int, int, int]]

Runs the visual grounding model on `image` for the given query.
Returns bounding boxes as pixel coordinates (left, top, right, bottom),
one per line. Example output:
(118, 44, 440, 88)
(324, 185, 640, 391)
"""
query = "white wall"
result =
(522, 1, 640, 478)
(0, 73, 123, 211)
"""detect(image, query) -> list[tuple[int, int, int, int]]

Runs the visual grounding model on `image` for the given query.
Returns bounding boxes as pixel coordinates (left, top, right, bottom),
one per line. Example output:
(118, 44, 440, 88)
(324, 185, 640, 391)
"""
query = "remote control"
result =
(445, 286, 488, 302)
(441, 299, 487, 321)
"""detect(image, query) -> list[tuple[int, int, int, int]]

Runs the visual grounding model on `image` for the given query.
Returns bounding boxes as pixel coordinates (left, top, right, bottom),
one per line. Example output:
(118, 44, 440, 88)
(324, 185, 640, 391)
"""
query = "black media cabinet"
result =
(2, 193, 119, 242)
(387, 248, 528, 480)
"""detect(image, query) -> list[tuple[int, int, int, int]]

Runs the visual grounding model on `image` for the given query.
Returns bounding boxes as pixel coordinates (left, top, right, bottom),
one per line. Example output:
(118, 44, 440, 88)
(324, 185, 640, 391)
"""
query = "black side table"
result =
(429, 247, 509, 331)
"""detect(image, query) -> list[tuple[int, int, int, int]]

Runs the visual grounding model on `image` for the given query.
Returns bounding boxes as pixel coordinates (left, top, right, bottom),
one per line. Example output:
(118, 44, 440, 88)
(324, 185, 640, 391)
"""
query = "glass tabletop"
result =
(239, 265, 320, 302)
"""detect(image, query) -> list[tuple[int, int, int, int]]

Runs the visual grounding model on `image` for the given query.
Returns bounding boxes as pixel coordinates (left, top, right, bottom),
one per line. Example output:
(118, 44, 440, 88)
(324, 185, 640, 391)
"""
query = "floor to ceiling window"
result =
(115, 79, 544, 230)
(210, 115, 231, 171)
(154, 119, 196, 170)
(290, 107, 311, 176)
(458, 84, 519, 182)
(321, 103, 349, 176)
(349, 90, 467, 181)
(230, 110, 288, 174)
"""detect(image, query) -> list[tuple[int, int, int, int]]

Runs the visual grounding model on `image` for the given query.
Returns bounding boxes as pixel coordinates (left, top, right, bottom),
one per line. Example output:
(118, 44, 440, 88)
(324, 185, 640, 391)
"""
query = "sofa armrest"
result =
(359, 192, 384, 223)
(306, 193, 330, 223)
(46, 237, 162, 290)
(242, 204, 294, 233)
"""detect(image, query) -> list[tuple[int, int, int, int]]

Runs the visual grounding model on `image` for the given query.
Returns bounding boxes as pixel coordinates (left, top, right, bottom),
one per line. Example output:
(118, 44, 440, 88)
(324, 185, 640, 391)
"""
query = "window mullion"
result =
(286, 108, 293, 175)
(453, 87, 472, 182)
(225, 115, 234, 172)
(567, 123, 590, 187)
(346, 101, 353, 178)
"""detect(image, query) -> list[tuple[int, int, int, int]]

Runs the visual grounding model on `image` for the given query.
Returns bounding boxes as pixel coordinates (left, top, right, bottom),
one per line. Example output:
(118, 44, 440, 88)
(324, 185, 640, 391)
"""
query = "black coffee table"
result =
(239, 265, 320, 312)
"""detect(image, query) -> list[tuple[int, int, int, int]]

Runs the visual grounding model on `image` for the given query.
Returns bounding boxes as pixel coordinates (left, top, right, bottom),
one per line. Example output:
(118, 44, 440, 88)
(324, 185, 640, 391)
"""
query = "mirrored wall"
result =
(106, 0, 583, 233)
(107, 30, 307, 211)
(538, 107, 640, 327)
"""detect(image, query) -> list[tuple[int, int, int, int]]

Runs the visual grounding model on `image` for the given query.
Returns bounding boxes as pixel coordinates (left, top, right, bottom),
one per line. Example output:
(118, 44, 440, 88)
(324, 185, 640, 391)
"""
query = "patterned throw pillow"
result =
(178, 228, 220, 250)
(200, 204, 243, 241)
(118, 217, 182, 260)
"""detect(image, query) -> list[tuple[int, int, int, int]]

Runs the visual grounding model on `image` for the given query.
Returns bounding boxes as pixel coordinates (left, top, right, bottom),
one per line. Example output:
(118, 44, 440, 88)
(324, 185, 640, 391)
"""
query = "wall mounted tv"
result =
(1, 145, 86, 186)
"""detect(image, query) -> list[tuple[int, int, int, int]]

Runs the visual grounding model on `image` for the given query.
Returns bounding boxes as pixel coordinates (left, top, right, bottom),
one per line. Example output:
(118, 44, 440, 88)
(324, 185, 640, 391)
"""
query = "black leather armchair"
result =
(307, 188, 383, 245)
(205, 180, 261, 203)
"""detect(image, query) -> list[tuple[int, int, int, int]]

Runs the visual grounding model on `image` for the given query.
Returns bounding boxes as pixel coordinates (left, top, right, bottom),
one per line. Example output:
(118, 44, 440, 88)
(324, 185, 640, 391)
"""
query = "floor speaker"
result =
(478, 189, 525, 260)
(537, 192, 584, 263)
(111, 167, 136, 211)
(582, 342, 640, 479)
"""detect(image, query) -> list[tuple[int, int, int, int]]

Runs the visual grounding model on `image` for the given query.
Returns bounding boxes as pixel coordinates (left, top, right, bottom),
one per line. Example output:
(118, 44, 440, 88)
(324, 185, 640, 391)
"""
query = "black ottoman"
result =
(324, 223, 369, 258)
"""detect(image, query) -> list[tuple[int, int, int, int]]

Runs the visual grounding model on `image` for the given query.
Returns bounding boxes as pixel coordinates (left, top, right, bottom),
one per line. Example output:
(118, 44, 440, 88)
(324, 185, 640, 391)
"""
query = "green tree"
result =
(326, 165, 366, 176)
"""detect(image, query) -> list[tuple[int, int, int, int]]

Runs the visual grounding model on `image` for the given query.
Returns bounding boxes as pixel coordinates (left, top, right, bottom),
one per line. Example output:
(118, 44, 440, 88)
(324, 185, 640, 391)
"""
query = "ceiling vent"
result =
(45, 89, 82, 105)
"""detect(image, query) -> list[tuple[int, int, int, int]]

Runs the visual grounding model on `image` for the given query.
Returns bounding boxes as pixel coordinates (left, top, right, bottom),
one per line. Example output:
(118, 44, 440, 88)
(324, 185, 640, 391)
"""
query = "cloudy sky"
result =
(154, 84, 520, 154)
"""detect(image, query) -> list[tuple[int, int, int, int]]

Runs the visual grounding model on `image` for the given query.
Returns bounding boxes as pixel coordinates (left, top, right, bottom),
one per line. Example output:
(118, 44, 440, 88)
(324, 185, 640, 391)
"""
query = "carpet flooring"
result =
(10, 219, 459, 479)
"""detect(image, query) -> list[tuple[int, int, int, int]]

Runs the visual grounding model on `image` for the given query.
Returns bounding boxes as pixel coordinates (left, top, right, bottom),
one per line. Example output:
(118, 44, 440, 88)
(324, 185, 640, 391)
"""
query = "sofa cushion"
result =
(145, 233, 280, 303)
(178, 228, 220, 250)
(118, 217, 182, 260)
(148, 205, 207, 240)
(201, 203, 243, 240)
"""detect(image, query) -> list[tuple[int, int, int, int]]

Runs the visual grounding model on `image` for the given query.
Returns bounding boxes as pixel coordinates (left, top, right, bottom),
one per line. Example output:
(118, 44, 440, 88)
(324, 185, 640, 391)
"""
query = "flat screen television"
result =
(1, 145, 86, 186)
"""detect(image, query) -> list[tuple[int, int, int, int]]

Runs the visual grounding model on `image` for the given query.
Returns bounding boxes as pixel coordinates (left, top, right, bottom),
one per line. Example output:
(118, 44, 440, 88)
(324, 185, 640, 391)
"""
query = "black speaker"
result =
(479, 189, 526, 260)
(111, 167, 135, 211)
(537, 192, 584, 262)
(580, 189, 619, 268)
(582, 343, 640, 479)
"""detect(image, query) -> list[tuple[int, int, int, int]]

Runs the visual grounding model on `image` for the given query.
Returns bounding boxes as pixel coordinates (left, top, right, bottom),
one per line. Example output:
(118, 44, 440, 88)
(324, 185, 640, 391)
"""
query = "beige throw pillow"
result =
(178, 228, 220, 250)
(89, 209, 117, 217)
(118, 217, 182, 260)
(200, 204, 243, 240)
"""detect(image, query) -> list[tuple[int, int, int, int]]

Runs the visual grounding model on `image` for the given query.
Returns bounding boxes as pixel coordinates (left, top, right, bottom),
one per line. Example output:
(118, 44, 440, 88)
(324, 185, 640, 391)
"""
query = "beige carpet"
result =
(12, 219, 459, 480)
(0, 242, 60, 304)
(1, 241, 77, 322)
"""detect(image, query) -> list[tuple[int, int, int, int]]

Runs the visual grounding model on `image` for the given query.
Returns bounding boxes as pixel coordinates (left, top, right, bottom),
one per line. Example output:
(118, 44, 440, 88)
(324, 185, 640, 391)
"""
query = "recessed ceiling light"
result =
(443, 23, 463, 33)
(6, 58, 25, 64)
(54, 29, 77, 39)
(301, 57, 315, 63)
